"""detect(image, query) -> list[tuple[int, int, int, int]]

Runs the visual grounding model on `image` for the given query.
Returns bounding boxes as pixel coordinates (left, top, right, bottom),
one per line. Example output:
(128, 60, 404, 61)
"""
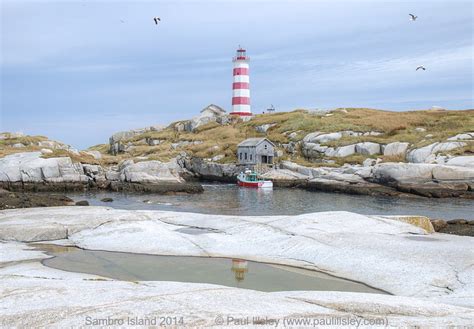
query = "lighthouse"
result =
(230, 47, 251, 116)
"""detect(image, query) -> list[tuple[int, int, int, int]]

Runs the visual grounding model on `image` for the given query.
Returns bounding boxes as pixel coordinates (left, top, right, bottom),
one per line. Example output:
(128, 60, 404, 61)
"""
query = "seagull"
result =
(153, 17, 161, 25)
(120, 19, 125, 23)
(416, 66, 426, 71)
(409, 14, 417, 21)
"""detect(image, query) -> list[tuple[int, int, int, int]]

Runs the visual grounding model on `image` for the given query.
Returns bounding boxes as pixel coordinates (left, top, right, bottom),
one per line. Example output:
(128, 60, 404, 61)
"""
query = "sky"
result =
(1, 0, 473, 149)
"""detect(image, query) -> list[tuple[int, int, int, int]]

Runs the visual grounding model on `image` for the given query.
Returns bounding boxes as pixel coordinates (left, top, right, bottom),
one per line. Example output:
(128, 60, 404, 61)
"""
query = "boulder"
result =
(84, 151, 102, 160)
(432, 165, 474, 181)
(324, 144, 356, 157)
(288, 132, 298, 139)
(407, 142, 466, 163)
(323, 172, 366, 183)
(171, 141, 190, 149)
(105, 170, 120, 181)
(82, 164, 103, 177)
(37, 140, 65, 149)
(255, 123, 276, 133)
(362, 131, 383, 136)
(383, 216, 434, 233)
(261, 169, 308, 181)
(282, 142, 297, 154)
(395, 181, 470, 198)
(372, 163, 436, 183)
(355, 142, 381, 155)
(0, 152, 88, 184)
(183, 157, 239, 182)
(108, 125, 165, 154)
(432, 142, 467, 154)
(341, 130, 363, 137)
(280, 161, 314, 177)
(353, 166, 373, 179)
(260, 169, 309, 187)
(446, 156, 474, 168)
(363, 158, 377, 167)
(184, 104, 227, 132)
(383, 142, 409, 157)
(120, 160, 184, 183)
(407, 144, 436, 163)
(447, 133, 473, 141)
(302, 143, 327, 158)
(431, 219, 448, 231)
(1, 132, 25, 139)
(146, 138, 164, 146)
(312, 132, 342, 143)
(211, 154, 225, 162)
(305, 178, 401, 197)
(302, 132, 322, 143)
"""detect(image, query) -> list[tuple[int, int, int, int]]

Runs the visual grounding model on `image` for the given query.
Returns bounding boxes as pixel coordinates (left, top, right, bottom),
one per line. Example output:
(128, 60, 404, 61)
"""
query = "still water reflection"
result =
(35, 244, 386, 294)
(68, 183, 474, 219)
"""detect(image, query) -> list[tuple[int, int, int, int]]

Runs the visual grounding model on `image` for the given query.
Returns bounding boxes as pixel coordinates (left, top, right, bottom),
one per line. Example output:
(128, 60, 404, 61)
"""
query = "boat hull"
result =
(237, 178, 273, 189)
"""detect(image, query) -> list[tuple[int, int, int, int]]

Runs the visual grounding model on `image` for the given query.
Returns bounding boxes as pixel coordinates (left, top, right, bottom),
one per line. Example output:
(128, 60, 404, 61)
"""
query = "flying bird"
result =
(416, 66, 426, 71)
(153, 17, 161, 25)
(409, 14, 417, 21)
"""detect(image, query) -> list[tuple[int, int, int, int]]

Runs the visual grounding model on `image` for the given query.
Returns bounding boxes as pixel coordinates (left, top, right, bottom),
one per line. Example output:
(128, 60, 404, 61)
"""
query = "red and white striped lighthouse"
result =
(230, 47, 251, 116)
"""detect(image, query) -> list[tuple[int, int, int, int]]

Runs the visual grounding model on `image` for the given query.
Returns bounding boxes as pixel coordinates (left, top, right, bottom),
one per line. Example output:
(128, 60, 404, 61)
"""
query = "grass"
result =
(380, 154, 406, 163)
(88, 143, 109, 154)
(0, 134, 49, 146)
(41, 149, 101, 164)
(95, 108, 474, 165)
(0, 135, 49, 157)
(2, 108, 473, 166)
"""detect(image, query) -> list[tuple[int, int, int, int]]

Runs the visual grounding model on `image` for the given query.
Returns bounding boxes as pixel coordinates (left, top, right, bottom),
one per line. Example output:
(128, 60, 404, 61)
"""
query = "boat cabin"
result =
(237, 138, 276, 165)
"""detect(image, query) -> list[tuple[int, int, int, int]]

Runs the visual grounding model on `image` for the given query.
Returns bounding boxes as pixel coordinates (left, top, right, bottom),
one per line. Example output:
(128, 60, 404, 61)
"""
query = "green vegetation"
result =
(103, 108, 473, 165)
(1, 108, 473, 166)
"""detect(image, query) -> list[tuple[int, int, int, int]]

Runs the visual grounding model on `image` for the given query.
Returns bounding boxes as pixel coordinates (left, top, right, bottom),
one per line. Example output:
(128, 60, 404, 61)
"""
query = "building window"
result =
(245, 153, 247, 160)
(250, 154, 252, 161)
(264, 144, 268, 150)
(239, 153, 242, 160)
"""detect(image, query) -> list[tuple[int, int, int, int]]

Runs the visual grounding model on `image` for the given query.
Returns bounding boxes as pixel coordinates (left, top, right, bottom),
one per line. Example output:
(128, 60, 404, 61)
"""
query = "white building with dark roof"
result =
(237, 138, 275, 165)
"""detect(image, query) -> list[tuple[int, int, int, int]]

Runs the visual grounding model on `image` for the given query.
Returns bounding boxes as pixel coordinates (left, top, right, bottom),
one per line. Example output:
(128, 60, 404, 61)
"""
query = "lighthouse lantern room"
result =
(230, 47, 251, 116)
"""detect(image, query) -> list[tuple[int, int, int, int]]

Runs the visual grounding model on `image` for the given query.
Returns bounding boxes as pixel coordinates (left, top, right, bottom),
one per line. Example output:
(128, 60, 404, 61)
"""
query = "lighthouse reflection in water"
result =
(38, 244, 385, 293)
(231, 259, 249, 282)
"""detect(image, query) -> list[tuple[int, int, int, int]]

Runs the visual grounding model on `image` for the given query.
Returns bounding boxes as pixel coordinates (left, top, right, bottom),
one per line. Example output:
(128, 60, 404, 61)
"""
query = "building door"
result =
(261, 155, 267, 163)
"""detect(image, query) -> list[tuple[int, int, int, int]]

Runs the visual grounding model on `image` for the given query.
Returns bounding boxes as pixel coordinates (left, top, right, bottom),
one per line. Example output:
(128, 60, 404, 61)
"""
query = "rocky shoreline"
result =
(1, 207, 473, 327)
(0, 152, 203, 194)
(0, 188, 75, 210)
(1, 151, 473, 200)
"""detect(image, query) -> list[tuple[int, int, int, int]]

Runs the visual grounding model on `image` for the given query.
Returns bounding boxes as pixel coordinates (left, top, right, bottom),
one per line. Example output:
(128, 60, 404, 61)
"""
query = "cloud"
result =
(1, 0, 472, 148)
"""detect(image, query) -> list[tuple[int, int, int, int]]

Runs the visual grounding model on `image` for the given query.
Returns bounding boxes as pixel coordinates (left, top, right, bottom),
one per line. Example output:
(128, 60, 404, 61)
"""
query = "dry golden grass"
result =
(289, 156, 340, 168)
(246, 108, 473, 136)
(101, 108, 473, 164)
(42, 149, 101, 164)
(380, 154, 406, 163)
(0, 145, 42, 158)
(88, 143, 109, 153)
(0, 135, 50, 157)
(0, 135, 49, 146)
(3, 108, 471, 167)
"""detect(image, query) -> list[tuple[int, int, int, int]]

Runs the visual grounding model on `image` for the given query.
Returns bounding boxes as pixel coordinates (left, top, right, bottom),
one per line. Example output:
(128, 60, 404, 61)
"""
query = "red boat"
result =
(237, 170, 273, 189)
